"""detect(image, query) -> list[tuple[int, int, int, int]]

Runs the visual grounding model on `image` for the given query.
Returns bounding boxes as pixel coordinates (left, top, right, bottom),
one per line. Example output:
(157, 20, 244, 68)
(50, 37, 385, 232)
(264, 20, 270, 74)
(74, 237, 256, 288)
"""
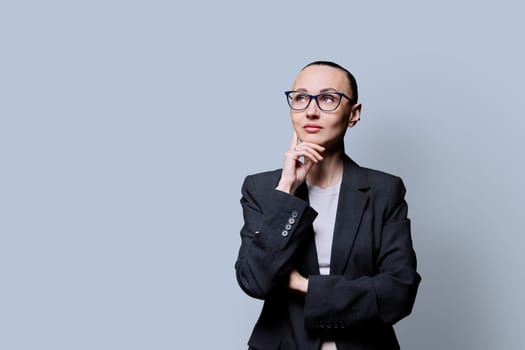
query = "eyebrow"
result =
(295, 88, 340, 93)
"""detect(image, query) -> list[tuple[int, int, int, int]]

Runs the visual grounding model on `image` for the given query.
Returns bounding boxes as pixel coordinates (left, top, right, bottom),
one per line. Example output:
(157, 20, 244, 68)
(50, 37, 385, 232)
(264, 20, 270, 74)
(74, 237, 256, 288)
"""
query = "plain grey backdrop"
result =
(1, 1, 524, 349)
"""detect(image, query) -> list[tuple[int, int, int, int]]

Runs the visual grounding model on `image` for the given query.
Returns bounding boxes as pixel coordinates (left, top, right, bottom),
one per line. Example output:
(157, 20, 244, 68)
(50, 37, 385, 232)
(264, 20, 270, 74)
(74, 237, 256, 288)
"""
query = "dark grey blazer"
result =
(235, 155, 420, 350)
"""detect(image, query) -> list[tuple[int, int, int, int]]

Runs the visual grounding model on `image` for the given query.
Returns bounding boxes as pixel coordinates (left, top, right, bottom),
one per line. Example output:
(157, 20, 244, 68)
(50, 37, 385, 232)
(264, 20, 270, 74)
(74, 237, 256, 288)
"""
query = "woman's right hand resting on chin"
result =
(276, 132, 325, 195)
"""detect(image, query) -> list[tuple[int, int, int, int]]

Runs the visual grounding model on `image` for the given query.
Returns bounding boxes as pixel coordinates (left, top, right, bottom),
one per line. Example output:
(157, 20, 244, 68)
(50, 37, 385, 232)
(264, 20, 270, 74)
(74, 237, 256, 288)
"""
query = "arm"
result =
(235, 132, 324, 299)
(303, 178, 421, 329)
(235, 175, 317, 299)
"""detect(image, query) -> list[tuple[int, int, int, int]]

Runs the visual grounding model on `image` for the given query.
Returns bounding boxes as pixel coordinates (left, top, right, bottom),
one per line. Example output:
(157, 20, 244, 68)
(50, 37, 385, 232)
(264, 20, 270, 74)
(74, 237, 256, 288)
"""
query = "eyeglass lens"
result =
(287, 92, 342, 111)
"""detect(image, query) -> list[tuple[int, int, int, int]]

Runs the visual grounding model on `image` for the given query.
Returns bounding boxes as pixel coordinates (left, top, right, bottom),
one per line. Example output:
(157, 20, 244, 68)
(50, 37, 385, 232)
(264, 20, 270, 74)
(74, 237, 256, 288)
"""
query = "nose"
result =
(305, 97, 320, 119)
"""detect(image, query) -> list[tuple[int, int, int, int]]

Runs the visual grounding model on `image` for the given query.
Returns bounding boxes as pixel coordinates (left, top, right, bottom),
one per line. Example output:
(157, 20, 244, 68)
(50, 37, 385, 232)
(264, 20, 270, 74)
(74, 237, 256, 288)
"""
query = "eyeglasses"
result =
(285, 90, 353, 112)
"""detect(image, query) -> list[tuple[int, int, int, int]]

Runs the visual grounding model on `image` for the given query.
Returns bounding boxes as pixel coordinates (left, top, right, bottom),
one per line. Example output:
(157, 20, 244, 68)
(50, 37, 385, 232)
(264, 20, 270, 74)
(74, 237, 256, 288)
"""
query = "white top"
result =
(307, 181, 341, 275)
(307, 181, 341, 350)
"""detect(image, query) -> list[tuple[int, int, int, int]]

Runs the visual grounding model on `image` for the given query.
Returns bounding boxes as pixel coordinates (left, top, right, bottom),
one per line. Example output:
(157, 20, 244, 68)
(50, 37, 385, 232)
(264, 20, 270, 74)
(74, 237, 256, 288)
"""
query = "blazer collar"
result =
(294, 182, 319, 275)
(329, 155, 370, 274)
(341, 154, 370, 191)
(295, 155, 369, 194)
(295, 155, 370, 275)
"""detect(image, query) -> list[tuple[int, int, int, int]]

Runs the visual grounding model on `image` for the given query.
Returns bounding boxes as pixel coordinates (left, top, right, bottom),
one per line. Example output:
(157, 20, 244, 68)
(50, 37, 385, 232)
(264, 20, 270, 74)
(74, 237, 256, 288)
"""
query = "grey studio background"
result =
(1, 1, 524, 349)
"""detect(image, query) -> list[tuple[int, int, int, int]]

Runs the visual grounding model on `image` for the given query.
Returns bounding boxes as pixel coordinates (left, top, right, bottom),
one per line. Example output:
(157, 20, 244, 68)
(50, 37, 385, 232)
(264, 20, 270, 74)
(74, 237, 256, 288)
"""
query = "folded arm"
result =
(304, 178, 421, 329)
(235, 175, 318, 299)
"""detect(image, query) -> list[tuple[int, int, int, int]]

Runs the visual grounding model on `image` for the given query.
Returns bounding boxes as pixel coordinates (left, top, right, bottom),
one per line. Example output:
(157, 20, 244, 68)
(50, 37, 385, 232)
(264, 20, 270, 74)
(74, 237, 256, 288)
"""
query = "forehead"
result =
(292, 65, 349, 94)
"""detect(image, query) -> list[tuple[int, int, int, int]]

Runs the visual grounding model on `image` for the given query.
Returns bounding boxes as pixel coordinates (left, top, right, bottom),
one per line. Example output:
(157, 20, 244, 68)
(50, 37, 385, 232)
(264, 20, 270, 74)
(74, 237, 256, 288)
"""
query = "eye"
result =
(293, 93, 309, 103)
(319, 93, 337, 104)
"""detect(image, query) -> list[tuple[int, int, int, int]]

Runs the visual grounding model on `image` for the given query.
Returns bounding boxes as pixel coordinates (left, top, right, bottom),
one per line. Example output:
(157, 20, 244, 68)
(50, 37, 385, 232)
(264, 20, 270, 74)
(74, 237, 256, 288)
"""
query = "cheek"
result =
(328, 119, 349, 133)
(290, 114, 302, 130)
(325, 122, 350, 142)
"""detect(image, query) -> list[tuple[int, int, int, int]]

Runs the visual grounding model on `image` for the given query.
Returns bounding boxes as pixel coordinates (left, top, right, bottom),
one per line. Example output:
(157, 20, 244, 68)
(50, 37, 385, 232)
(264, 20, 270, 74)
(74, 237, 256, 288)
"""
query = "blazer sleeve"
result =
(304, 177, 421, 329)
(235, 174, 318, 299)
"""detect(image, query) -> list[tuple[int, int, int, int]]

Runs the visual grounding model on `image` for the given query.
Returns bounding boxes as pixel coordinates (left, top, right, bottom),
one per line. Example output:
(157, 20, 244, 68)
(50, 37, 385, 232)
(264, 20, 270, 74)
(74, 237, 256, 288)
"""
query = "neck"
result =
(306, 145, 345, 189)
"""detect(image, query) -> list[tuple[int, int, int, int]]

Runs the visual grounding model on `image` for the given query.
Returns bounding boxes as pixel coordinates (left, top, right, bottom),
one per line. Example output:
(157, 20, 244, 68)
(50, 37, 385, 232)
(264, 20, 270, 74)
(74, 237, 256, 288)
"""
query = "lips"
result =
(303, 124, 322, 133)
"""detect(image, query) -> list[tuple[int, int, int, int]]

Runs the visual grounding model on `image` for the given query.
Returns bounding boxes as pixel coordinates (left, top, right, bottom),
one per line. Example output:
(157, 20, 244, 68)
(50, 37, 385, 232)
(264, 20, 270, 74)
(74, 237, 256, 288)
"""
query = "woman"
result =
(235, 61, 420, 350)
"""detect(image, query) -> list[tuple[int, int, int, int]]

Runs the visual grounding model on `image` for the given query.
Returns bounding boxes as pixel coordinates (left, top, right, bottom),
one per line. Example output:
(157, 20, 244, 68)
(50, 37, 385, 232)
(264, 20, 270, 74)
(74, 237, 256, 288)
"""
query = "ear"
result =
(348, 103, 362, 128)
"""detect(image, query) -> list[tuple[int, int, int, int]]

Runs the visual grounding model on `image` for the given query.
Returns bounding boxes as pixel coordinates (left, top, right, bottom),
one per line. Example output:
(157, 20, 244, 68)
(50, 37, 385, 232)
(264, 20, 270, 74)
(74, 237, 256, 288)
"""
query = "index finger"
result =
(289, 131, 299, 150)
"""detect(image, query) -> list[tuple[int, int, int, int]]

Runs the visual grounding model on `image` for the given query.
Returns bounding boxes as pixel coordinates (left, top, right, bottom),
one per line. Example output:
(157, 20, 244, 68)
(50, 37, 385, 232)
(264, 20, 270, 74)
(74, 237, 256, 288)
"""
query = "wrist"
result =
(302, 277, 309, 294)
(276, 180, 295, 194)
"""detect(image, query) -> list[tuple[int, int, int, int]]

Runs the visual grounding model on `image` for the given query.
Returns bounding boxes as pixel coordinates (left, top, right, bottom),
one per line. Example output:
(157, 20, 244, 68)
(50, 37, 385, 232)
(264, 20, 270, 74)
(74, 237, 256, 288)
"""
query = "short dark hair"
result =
(302, 61, 358, 102)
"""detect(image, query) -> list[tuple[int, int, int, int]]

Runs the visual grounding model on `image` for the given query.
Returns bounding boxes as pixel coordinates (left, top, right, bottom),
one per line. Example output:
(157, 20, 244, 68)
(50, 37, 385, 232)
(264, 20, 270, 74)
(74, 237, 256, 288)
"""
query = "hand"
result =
(288, 268, 308, 294)
(276, 132, 324, 194)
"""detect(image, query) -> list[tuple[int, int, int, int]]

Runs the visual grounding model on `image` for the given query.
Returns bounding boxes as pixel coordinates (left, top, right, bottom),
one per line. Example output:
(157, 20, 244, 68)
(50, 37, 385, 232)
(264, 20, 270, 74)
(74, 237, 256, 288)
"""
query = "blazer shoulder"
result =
(360, 166, 403, 184)
(243, 169, 283, 189)
(343, 155, 404, 191)
(240, 169, 286, 212)
(356, 165, 406, 198)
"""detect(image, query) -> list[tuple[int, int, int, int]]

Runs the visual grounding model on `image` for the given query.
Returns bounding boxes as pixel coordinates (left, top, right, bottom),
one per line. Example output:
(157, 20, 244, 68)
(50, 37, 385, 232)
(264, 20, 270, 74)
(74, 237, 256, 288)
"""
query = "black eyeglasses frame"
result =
(284, 90, 354, 111)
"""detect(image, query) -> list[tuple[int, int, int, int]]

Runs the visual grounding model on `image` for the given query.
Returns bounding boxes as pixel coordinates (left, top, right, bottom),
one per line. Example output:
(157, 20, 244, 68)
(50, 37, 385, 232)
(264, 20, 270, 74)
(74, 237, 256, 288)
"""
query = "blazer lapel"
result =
(329, 155, 370, 275)
(295, 182, 320, 275)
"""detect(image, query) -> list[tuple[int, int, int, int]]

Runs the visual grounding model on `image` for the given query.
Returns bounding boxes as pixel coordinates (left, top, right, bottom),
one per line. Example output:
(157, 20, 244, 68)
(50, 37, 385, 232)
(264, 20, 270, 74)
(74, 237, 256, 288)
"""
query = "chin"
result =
(299, 133, 325, 145)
